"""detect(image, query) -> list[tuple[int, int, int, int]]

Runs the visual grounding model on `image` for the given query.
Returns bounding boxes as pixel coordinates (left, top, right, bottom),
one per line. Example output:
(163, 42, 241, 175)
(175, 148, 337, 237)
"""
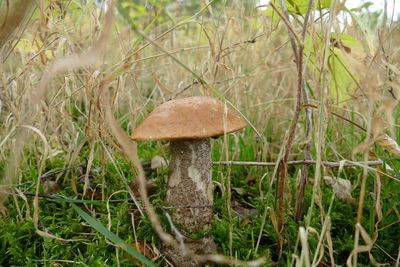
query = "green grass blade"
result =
(71, 203, 156, 267)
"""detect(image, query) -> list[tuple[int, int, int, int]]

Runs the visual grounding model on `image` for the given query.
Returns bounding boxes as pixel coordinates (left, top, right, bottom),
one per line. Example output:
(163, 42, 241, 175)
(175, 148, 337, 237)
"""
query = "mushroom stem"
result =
(167, 139, 213, 232)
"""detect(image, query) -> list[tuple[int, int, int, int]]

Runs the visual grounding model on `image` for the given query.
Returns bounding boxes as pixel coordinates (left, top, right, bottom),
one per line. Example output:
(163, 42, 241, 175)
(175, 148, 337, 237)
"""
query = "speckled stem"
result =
(167, 139, 213, 233)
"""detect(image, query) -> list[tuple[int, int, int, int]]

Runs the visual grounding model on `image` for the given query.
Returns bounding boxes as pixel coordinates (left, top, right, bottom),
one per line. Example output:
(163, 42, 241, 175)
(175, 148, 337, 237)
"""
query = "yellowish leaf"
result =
(15, 38, 53, 59)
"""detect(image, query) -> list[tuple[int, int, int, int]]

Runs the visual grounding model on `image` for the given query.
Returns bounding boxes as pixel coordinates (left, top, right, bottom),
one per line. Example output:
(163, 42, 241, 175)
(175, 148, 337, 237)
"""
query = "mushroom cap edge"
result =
(131, 96, 247, 141)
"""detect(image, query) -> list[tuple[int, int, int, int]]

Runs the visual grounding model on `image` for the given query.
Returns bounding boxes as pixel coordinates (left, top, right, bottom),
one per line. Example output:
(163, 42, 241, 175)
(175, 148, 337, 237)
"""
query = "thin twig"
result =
(213, 160, 383, 167)
(4, 190, 238, 210)
(274, 1, 304, 251)
(295, 0, 314, 222)
(295, 84, 312, 222)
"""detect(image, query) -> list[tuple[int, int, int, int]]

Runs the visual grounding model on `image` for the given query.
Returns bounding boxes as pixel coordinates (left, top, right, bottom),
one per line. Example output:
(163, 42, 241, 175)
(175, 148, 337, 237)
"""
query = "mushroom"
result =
(131, 96, 247, 232)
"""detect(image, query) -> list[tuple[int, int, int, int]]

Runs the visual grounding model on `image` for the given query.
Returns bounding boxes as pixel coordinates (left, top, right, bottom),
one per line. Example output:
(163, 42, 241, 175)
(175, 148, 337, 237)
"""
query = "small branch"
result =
(274, 0, 304, 250)
(0, 191, 140, 205)
(4, 190, 244, 210)
(296, 0, 314, 223)
(296, 86, 312, 222)
(213, 160, 383, 168)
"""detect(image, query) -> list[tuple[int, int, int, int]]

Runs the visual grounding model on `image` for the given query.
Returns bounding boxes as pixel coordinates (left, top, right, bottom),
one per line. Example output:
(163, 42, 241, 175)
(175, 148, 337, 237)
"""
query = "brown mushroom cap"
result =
(131, 96, 247, 141)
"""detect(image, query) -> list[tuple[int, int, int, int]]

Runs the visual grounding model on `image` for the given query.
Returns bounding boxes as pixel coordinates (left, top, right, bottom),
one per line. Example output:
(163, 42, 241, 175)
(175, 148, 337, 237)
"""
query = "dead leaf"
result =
(330, 37, 352, 53)
(231, 199, 259, 222)
(125, 241, 159, 263)
(150, 155, 168, 170)
(134, 241, 157, 259)
(129, 180, 157, 197)
(42, 180, 61, 194)
(375, 134, 400, 157)
(246, 176, 256, 186)
(232, 187, 245, 196)
(323, 176, 356, 204)
(86, 190, 103, 200)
